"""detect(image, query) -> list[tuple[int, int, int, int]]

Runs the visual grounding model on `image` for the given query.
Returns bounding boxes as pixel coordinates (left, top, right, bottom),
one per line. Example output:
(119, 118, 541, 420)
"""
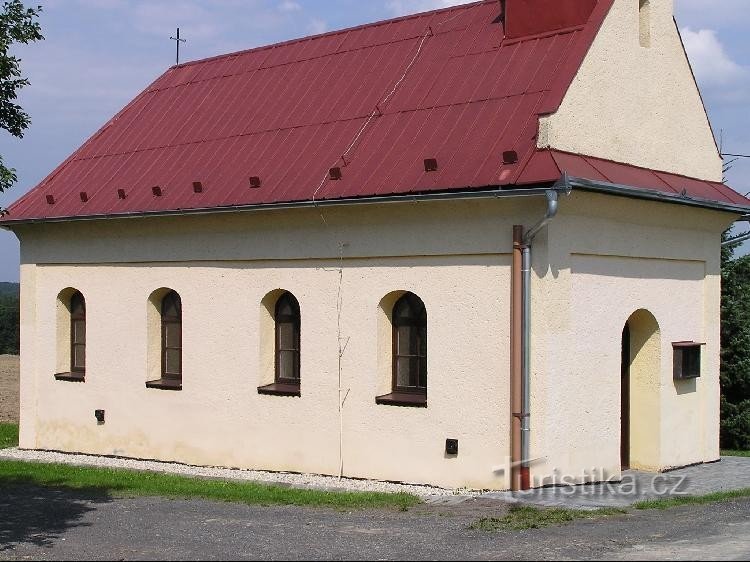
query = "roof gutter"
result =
(3, 174, 748, 229)
(0, 186, 564, 229)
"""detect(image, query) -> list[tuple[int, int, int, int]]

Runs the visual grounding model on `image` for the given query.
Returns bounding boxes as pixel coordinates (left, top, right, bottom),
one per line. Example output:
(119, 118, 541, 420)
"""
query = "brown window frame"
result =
(161, 291, 182, 382)
(259, 292, 301, 397)
(70, 291, 86, 374)
(673, 341, 704, 380)
(56, 291, 87, 383)
(377, 292, 427, 408)
(274, 292, 301, 386)
(146, 290, 184, 391)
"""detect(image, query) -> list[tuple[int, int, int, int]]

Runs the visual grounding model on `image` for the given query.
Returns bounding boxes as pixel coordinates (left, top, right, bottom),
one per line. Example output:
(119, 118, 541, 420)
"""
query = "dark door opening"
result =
(621, 323, 631, 471)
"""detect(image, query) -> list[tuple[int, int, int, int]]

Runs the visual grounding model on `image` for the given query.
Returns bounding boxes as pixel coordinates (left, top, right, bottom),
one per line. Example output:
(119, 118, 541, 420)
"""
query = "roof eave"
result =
(569, 176, 750, 214)
(0, 185, 559, 228)
(2, 176, 748, 229)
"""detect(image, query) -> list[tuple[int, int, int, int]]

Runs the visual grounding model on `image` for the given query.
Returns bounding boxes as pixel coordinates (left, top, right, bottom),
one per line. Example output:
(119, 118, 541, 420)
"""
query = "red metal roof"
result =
(2, 0, 746, 223)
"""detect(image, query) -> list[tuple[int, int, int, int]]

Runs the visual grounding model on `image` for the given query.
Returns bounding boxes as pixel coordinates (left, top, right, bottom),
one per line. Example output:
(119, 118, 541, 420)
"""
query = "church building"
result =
(2, 0, 748, 490)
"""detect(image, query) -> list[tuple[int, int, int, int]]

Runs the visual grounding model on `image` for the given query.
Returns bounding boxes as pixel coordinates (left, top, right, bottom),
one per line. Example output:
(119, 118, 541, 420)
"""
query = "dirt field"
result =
(0, 355, 19, 423)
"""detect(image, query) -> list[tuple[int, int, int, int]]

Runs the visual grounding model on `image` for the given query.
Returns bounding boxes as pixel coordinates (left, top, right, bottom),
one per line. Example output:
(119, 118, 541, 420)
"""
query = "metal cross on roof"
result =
(170, 28, 186, 66)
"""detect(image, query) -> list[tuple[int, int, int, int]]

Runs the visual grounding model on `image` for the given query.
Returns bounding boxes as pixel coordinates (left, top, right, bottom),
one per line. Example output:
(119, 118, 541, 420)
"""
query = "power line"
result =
(722, 153, 750, 159)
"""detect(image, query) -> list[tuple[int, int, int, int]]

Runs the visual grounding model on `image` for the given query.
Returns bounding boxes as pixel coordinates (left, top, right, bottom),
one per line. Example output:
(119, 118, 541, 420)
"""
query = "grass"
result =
(3, 418, 748, 516)
(0, 459, 420, 510)
(470, 505, 626, 532)
(633, 488, 750, 510)
(473, 486, 750, 532)
(0, 423, 418, 510)
(472, 484, 750, 532)
(722, 450, 750, 457)
(0, 423, 18, 449)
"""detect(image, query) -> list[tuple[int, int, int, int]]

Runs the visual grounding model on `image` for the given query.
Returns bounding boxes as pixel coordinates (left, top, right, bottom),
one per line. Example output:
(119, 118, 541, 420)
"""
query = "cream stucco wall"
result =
(15, 200, 545, 490)
(12, 193, 735, 490)
(538, 0, 722, 181)
(528, 192, 731, 486)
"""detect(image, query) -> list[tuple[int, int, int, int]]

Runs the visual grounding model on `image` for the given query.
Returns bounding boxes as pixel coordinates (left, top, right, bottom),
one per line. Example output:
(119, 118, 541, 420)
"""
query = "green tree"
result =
(721, 234, 750, 450)
(0, 0, 42, 195)
(0, 293, 18, 354)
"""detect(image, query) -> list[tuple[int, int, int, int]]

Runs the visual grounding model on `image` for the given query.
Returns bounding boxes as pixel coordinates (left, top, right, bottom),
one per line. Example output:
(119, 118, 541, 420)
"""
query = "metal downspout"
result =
(520, 243, 533, 491)
(511, 226, 524, 492)
(516, 178, 568, 491)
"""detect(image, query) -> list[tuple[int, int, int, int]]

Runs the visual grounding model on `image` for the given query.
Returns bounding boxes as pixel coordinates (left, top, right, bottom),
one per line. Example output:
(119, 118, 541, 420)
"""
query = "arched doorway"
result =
(621, 310, 661, 471)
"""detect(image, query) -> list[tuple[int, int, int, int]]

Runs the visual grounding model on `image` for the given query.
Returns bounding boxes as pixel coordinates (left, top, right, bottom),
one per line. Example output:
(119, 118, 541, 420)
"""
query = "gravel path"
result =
(0, 355, 18, 423)
(0, 447, 471, 498)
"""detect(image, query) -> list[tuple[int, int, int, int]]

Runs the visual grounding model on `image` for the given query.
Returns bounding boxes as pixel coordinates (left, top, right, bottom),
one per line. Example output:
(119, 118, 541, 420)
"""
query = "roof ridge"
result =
(149, 32, 437, 95)
(171, 0, 488, 71)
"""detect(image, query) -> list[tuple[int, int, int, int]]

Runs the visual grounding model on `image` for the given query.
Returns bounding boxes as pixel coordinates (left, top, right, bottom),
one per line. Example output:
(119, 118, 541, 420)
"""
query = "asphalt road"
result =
(0, 484, 748, 561)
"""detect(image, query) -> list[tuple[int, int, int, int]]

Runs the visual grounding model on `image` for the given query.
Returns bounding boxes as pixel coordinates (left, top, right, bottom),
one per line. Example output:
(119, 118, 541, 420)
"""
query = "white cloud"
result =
(385, 0, 475, 17)
(278, 0, 302, 12)
(681, 27, 746, 87)
(132, 1, 220, 40)
(307, 18, 328, 35)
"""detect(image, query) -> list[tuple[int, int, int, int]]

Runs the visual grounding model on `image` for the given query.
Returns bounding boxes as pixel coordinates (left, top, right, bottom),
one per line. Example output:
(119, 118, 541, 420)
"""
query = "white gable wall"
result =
(538, 0, 722, 182)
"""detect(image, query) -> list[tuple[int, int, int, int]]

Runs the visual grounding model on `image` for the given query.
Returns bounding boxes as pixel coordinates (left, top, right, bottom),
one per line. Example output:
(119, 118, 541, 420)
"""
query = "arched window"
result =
(70, 291, 86, 375)
(55, 289, 87, 383)
(275, 292, 301, 386)
(377, 292, 427, 407)
(161, 290, 182, 383)
(393, 292, 427, 392)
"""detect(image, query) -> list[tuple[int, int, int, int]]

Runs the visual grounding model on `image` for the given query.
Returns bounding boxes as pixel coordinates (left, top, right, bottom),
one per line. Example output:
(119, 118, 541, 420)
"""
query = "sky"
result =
(0, 0, 748, 282)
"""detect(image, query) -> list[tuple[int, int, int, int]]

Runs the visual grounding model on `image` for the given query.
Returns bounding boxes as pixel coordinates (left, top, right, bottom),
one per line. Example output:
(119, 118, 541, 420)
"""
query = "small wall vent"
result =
(446, 439, 459, 456)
